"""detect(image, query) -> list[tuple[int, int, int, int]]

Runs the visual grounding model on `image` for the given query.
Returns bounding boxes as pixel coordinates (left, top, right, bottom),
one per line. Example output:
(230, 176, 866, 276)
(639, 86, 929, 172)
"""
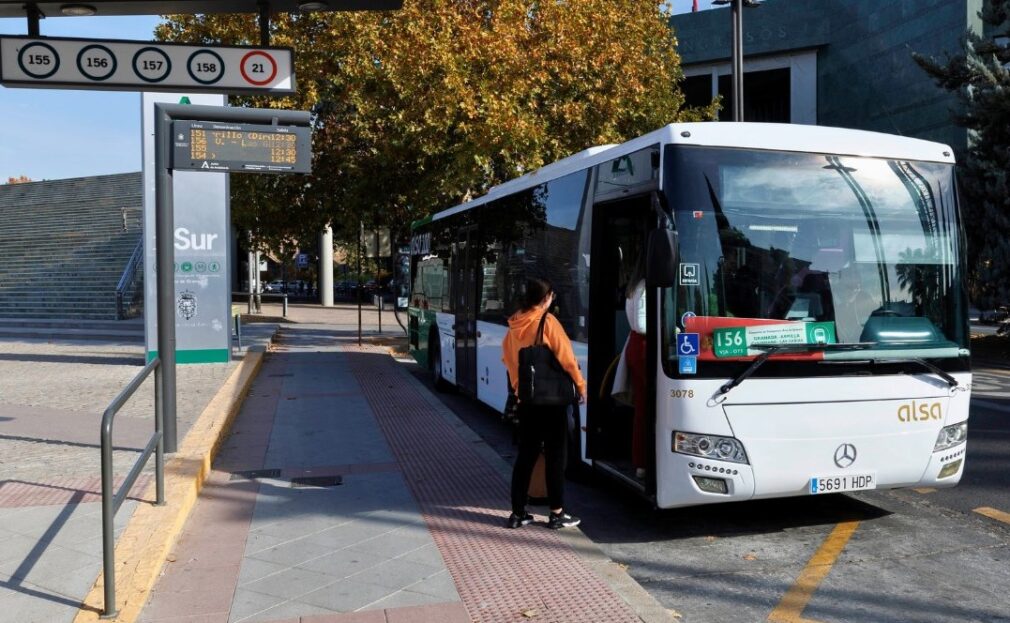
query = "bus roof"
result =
(424, 122, 956, 225)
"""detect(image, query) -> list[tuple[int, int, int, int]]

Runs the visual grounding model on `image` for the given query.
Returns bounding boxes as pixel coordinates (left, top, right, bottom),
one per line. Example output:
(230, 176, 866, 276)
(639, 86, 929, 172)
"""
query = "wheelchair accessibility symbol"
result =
(678, 333, 700, 356)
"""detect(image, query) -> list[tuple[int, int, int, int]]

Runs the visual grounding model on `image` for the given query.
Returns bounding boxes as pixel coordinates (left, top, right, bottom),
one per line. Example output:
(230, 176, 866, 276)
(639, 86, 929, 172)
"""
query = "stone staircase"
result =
(0, 173, 143, 320)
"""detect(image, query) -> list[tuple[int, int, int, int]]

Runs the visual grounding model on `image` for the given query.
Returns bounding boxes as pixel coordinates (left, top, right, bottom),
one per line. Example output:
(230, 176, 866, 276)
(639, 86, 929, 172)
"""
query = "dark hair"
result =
(522, 278, 552, 311)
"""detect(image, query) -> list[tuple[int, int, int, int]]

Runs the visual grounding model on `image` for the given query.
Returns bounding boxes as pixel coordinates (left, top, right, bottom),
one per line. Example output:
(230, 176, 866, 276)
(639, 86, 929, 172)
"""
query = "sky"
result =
(0, 2, 718, 183)
(0, 15, 161, 181)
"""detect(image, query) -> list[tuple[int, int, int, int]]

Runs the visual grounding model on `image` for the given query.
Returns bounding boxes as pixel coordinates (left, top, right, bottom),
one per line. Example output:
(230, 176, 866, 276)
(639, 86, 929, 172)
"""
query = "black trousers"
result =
(510, 403, 568, 514)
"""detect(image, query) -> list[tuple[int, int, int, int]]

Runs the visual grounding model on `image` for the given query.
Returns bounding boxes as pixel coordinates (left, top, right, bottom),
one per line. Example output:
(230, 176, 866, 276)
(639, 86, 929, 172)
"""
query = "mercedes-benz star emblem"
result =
(834, 443, 857, 469)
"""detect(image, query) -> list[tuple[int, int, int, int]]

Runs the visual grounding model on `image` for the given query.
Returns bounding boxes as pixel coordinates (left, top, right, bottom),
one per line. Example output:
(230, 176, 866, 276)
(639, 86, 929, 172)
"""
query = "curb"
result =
(73, 346, 269, 623)
(390, 350, 677, 623)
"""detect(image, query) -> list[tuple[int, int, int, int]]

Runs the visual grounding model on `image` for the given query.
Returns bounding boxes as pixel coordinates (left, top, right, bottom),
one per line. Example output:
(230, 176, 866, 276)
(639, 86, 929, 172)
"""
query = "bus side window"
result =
(479, 246, 506, 323)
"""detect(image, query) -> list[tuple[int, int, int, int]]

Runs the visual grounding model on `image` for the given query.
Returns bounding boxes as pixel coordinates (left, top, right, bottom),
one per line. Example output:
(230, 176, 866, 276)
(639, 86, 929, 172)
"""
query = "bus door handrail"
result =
(101, 356, 165, 618)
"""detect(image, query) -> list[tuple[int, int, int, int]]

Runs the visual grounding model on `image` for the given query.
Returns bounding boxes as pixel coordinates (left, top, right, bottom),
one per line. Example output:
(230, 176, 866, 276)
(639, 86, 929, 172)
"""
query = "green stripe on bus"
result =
(410, 215, 433, 230)
(147, 349, 230, 364)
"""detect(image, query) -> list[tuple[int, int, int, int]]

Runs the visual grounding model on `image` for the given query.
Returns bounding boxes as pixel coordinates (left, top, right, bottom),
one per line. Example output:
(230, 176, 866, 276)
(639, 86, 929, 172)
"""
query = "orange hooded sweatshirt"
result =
(501, 305, 587, 398)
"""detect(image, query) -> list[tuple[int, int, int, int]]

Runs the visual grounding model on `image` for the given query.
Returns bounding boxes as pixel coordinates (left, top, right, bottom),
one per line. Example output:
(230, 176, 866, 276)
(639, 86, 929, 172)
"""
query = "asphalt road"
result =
(405, 360, 1010, 623)
(971, 322, 999, 336)
(929, 366, 1010, 515)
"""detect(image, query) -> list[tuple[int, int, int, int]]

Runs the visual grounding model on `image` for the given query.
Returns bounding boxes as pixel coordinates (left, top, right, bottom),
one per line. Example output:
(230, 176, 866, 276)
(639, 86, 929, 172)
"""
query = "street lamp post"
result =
(713, 0, 761, 122)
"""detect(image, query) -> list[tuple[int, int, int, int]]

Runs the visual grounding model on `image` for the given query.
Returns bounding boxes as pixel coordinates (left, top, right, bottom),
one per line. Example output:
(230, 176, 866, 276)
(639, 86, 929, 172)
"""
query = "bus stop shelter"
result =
(0, 1, 402, 40)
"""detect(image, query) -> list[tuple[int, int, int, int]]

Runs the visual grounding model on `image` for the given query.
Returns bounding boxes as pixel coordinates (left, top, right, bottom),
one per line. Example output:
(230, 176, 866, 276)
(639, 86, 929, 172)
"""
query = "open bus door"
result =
(586, 194, 655, 492)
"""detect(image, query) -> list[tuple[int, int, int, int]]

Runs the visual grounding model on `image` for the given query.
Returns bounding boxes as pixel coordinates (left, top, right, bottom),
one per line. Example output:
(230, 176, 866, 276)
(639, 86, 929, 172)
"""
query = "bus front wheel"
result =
(429, 339, 453, 393)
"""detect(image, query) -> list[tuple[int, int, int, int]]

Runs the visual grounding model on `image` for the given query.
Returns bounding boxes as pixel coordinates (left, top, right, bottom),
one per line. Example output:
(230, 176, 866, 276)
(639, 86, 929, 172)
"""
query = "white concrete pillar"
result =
(320, 225, 334, 307)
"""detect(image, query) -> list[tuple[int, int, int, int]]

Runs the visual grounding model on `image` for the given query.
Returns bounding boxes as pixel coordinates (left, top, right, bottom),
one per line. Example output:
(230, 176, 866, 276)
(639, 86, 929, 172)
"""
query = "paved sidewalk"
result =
(140, 324, 645, 623)
(0, 324, 276, 623)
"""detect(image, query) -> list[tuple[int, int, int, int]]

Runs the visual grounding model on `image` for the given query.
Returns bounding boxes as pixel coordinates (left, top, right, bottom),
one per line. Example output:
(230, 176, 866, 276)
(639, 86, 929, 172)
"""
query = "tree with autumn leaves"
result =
(914, 0, 1010, 307)
(157, 1, 713, 250)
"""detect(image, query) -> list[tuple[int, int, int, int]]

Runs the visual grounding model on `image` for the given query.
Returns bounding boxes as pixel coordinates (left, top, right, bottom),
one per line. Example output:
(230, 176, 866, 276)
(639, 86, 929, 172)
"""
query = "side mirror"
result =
(646, 228, 678, 288)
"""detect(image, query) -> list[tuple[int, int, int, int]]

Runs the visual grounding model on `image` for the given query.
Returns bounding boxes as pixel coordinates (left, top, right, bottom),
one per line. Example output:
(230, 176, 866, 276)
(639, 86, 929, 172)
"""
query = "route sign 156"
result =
(0, 36, 294, 94)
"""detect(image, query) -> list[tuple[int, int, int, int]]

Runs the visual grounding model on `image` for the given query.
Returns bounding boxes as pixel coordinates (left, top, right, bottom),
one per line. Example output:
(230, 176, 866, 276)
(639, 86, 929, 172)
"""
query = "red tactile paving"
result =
(348, 344, 639, 623)
(0, 474, 153, 507)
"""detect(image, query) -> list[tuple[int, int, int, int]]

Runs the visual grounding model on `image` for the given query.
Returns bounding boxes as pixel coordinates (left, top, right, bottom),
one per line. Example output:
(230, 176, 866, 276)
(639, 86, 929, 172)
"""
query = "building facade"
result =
(670, 0, 983, 151)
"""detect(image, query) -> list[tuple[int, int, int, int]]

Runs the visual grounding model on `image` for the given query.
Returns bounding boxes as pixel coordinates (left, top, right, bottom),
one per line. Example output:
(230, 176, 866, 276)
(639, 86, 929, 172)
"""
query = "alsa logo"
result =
(897, 401, 942, 422)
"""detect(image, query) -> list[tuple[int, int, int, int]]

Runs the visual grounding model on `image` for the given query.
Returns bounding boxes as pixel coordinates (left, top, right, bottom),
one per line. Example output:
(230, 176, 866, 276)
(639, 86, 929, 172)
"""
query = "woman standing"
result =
(502, 278, 587, 529)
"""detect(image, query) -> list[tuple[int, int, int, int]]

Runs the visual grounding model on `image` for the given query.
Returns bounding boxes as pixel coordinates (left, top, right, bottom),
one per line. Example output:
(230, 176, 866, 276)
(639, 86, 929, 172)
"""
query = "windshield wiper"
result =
(715, 342, 877, 398)
(868, 357, 959, 388)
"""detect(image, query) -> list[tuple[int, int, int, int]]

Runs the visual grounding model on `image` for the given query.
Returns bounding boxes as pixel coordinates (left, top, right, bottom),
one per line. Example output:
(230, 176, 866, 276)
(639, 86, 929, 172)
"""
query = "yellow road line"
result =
(974, 507, 1010, 525)
(768, 521, 860, 623)
(73, 348, 266, 623)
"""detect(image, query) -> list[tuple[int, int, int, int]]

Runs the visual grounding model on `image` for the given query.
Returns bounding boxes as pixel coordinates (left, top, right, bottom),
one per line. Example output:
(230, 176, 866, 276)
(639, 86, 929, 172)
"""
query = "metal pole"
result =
(358, 221, 363, 346)
(26, 3, 40, 37)
(732, 0, 744, 122)
(235, 314, 242, 349)
(375, 232, 382, 334)
(154, 366, 165, 506)
(283, 293, 288, 318)
(154, 104, 178, 454)
(100, 414, 117, 618)
(258, 0, 271, 47)
(247, 239, 254, 315)
(254, 251, 262, 314)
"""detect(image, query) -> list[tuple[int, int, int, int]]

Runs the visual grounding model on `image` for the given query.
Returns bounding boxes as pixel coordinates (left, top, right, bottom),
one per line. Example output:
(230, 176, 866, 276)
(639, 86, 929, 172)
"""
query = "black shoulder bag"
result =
(517, 313, 578, 406)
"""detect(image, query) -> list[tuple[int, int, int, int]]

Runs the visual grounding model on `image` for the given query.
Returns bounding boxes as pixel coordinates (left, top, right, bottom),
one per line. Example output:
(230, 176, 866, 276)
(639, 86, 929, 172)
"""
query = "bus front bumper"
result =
(656, 443, 967, 509)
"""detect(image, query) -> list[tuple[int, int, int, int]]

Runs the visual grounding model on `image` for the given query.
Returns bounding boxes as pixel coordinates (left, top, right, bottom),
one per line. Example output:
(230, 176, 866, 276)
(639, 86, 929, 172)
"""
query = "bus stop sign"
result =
(0, 37, 295, 94)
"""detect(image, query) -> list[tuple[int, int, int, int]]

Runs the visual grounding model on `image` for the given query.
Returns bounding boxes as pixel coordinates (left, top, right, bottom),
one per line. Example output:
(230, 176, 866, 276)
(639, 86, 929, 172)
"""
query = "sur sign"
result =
(0, 36, 294, 93)
(143, 92, 232, 365)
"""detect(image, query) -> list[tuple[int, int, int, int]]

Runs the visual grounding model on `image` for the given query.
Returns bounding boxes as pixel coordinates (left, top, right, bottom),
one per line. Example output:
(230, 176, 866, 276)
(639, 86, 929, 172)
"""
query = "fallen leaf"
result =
(743, 553, 757, 561)
(704, 536, 717, 542)
(669, 609, 683, 619)
(521, 609, 539, 618)
(165, 554, 177, 563)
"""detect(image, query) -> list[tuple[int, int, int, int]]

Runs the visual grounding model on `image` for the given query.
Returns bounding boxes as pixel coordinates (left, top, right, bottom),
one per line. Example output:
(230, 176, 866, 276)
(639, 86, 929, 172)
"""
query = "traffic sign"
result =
(172, 120, 312, 174)
(677, 333, 700, 357)
(0, 36, 295, 93)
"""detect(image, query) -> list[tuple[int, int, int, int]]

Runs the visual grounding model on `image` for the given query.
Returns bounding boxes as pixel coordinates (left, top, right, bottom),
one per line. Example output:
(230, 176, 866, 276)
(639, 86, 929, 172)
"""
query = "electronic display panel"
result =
(172, 120, 311, 173)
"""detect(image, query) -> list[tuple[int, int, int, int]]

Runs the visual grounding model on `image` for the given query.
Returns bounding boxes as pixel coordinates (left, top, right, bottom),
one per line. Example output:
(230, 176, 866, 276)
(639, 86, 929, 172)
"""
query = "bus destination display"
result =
(172, 120, 311, 174)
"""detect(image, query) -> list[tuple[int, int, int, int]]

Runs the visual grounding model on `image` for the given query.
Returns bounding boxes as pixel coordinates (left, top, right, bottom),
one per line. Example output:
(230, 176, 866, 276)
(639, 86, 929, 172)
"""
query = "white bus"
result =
(407, 122, 970, 508)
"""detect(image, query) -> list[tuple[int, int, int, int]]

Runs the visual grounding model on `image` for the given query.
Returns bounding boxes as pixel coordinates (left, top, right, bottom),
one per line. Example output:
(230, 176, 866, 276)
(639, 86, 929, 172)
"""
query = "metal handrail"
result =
(101, 357, 164, 619)
(115, 239, 144, 320)
(232, 291, 288, 317)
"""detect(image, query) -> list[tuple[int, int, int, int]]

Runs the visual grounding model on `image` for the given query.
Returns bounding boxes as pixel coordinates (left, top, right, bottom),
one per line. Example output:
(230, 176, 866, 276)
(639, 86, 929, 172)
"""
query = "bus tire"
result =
(429, 336, 453, 393)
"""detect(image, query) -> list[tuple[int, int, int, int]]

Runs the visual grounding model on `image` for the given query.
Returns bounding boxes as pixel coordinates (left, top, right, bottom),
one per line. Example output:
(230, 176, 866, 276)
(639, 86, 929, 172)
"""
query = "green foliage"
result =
(914, 0, 1010, 306)
(157, 1, 715, 251)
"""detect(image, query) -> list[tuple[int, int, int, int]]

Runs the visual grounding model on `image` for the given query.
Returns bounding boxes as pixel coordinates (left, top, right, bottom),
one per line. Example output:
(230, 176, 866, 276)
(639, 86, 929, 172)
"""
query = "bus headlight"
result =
(934, 422, 967, 452)
(674, 432, 749, 464)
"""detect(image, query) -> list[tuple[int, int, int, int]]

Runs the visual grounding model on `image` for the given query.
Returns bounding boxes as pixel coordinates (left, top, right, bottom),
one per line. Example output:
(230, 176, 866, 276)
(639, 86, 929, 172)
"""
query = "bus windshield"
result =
(663, 145, 968, 369)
